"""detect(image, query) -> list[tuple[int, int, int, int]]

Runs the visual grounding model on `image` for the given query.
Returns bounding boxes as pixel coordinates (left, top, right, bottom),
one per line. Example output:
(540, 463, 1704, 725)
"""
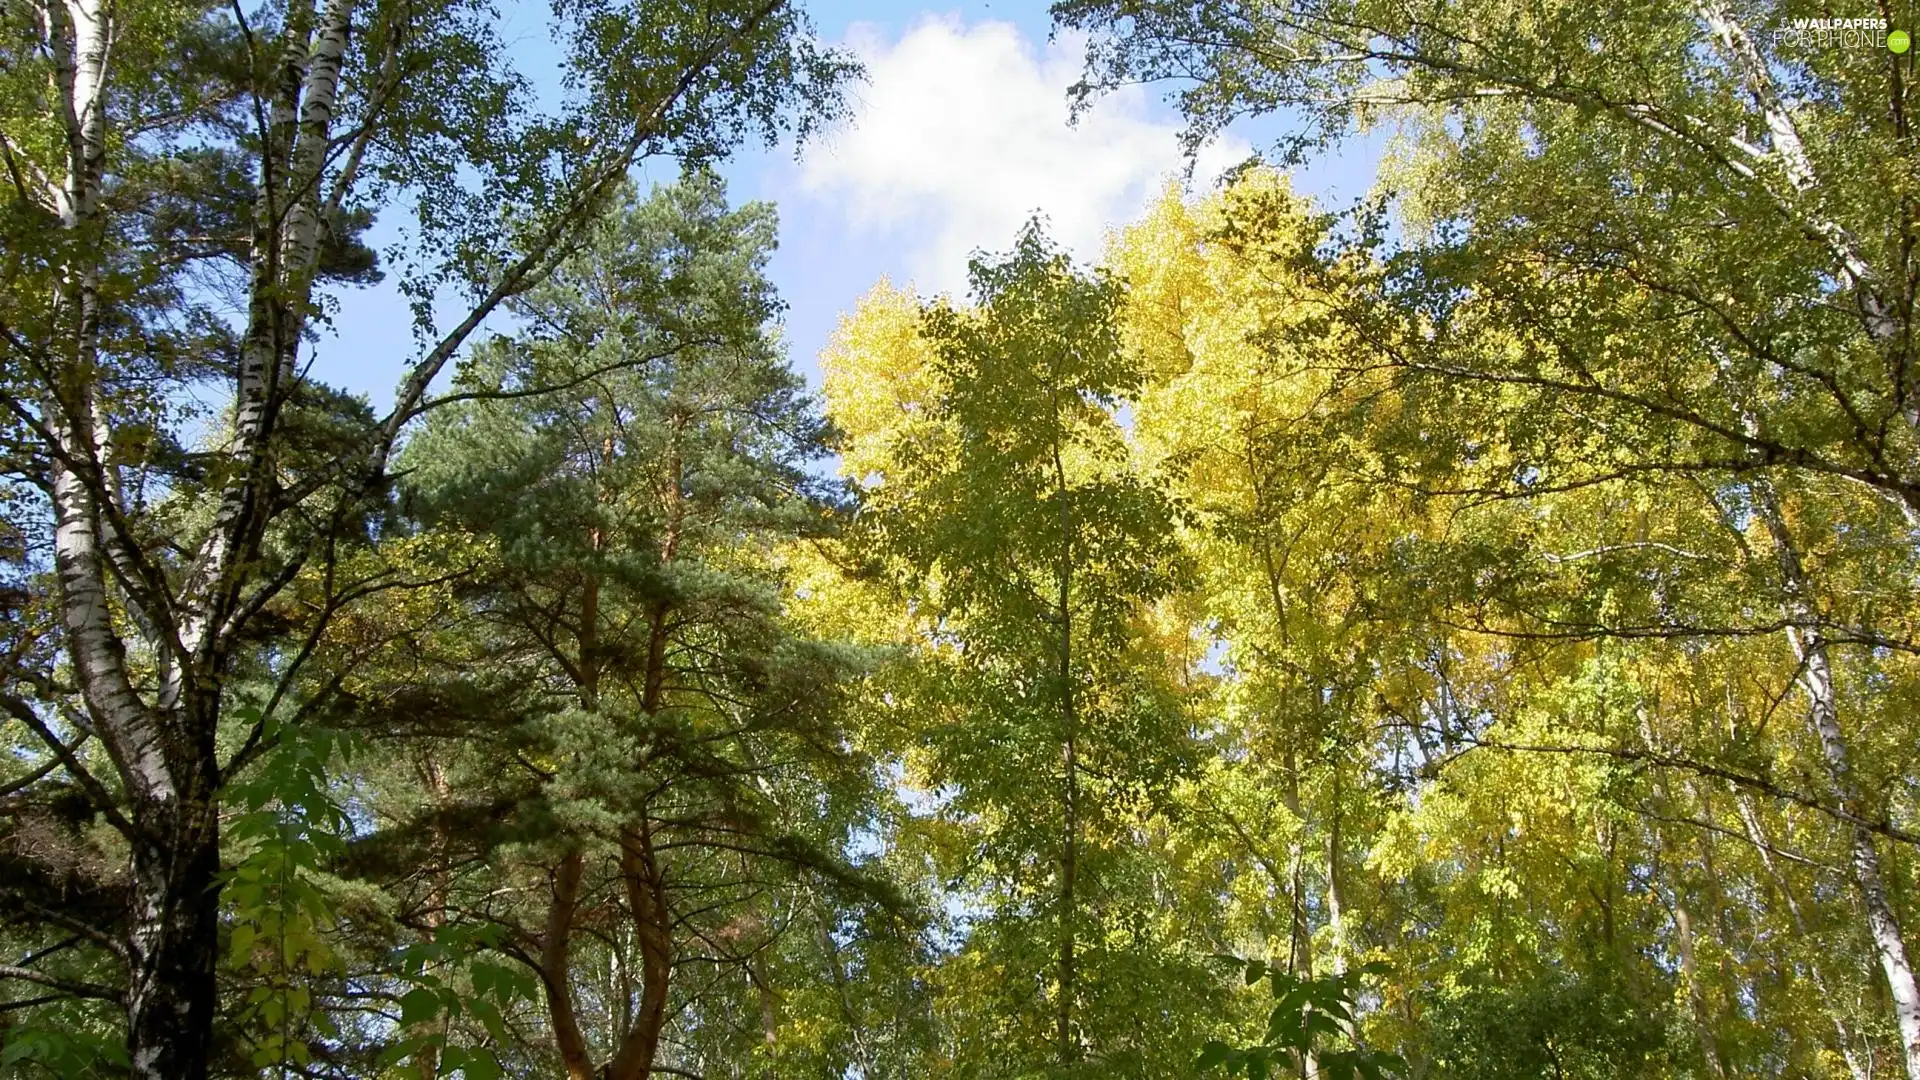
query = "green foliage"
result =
(14, 0, 1920, 1075)
(1197, 960, 1404, 1080)
(0, 1000, 128, 1078)
(222, 707, 357, 1071)
(1423, 968, 1672, 1080)
(825, 223, 1217, 1077)
(378, 925, 541, 1079)
(347, 171, 897, 1080)
(1, 0, 857, 1067)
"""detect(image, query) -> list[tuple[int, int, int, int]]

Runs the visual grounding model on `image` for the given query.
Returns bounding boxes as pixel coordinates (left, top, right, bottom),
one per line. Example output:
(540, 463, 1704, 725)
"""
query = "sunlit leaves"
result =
(378, 927, 541, 1079)
(222, 707, 358, 1071)
(1198, 959, 1405, 1080)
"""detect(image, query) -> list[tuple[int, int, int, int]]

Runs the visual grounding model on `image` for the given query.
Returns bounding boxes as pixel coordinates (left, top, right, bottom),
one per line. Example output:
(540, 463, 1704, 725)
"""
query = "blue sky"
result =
(308, 0, 1387, 411)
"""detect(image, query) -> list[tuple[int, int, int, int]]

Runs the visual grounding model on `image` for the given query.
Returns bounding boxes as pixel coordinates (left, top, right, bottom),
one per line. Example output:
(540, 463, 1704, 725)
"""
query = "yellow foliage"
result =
(820, 279, 946, 488)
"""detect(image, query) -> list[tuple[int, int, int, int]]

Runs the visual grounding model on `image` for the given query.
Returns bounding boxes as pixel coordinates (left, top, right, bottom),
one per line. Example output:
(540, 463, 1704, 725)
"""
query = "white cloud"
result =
(792, 15, 1252, 297)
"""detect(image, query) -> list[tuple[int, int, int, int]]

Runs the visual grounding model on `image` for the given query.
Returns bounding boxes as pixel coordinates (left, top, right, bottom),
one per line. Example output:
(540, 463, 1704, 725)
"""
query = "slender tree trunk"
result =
(1281, 745, 1311, 981)
(1754, 479, 1920, 1079)
(1249, 444, 1317, 994)
(1304, 787, 1350, 1080)
(1058, 673, 1080, 1068)
(580, 562, 601, 706)
(1645, 746, 1729, 1080)
(610, 819, 673, 1080)
(529, 429, 615, 1078)
(414, 753, 453, 1080)
(48, 302, 224, 1080)
(121, 8, 348, 1067)
(1672, 902, 1727, 1080)
(1050, 420, 1080, 1068)
(753, 950, 779, 1046)
(1736, 795, 1872, 1080)
(606, 438, 683, 1080)
(21, 2, 803, 1074)
(28, 6, 813, 1074)
(540, 851, 595, 1080)
(35, 0, 219, 1058)
(176, 0, 353, 670)
(51, 388, 225, 1080)
(1692, 0, 1901, 352)
(818, 899, 878, 1078)
(1325, 785, 1344, 977)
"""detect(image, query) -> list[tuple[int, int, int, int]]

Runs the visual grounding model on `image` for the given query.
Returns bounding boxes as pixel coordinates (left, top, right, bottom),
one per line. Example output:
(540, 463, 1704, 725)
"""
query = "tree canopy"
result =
(4, 0, 1919, 1077)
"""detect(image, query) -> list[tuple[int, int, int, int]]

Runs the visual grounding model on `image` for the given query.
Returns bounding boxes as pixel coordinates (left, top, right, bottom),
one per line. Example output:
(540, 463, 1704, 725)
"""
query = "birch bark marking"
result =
(1751, 477, 1920, 1080)
(46, 0, 121, 728)
(57, 0, 109, 223)
(7, 0, 846, 1075)
(282, 0, 356, 285)
(49, 435, 150, 784)
(42, 0, 223, 1073)
(50, 402, 201, 1080)
(178, 0, 357, 673)
(1693, 0, 1903, 352)
(124, 7, 357, 1074)
(1736, 796, 1872, 1080)
(270, 0, 355, 399)
(44, 419, 204, 1080)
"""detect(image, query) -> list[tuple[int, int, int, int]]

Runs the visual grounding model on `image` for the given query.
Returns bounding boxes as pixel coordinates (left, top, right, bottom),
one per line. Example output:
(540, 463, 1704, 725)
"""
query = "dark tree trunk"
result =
(124, 720, 222, 1080)
(611, 821, 673, 1080)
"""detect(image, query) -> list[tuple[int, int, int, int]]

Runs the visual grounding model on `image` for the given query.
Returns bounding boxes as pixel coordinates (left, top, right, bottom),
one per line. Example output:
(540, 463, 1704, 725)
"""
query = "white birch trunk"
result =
(1752, 478, 1920, 1080)
(1736, 796, 1872, 1080)
(16, 0, 807, 1074)
(1693, 0, 1904, 371)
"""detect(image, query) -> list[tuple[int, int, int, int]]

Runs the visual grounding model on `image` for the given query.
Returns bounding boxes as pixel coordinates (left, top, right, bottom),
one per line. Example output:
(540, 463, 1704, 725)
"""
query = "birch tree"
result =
(0, 0, 848, 1073)
(1056, 0, 1920, 1069)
